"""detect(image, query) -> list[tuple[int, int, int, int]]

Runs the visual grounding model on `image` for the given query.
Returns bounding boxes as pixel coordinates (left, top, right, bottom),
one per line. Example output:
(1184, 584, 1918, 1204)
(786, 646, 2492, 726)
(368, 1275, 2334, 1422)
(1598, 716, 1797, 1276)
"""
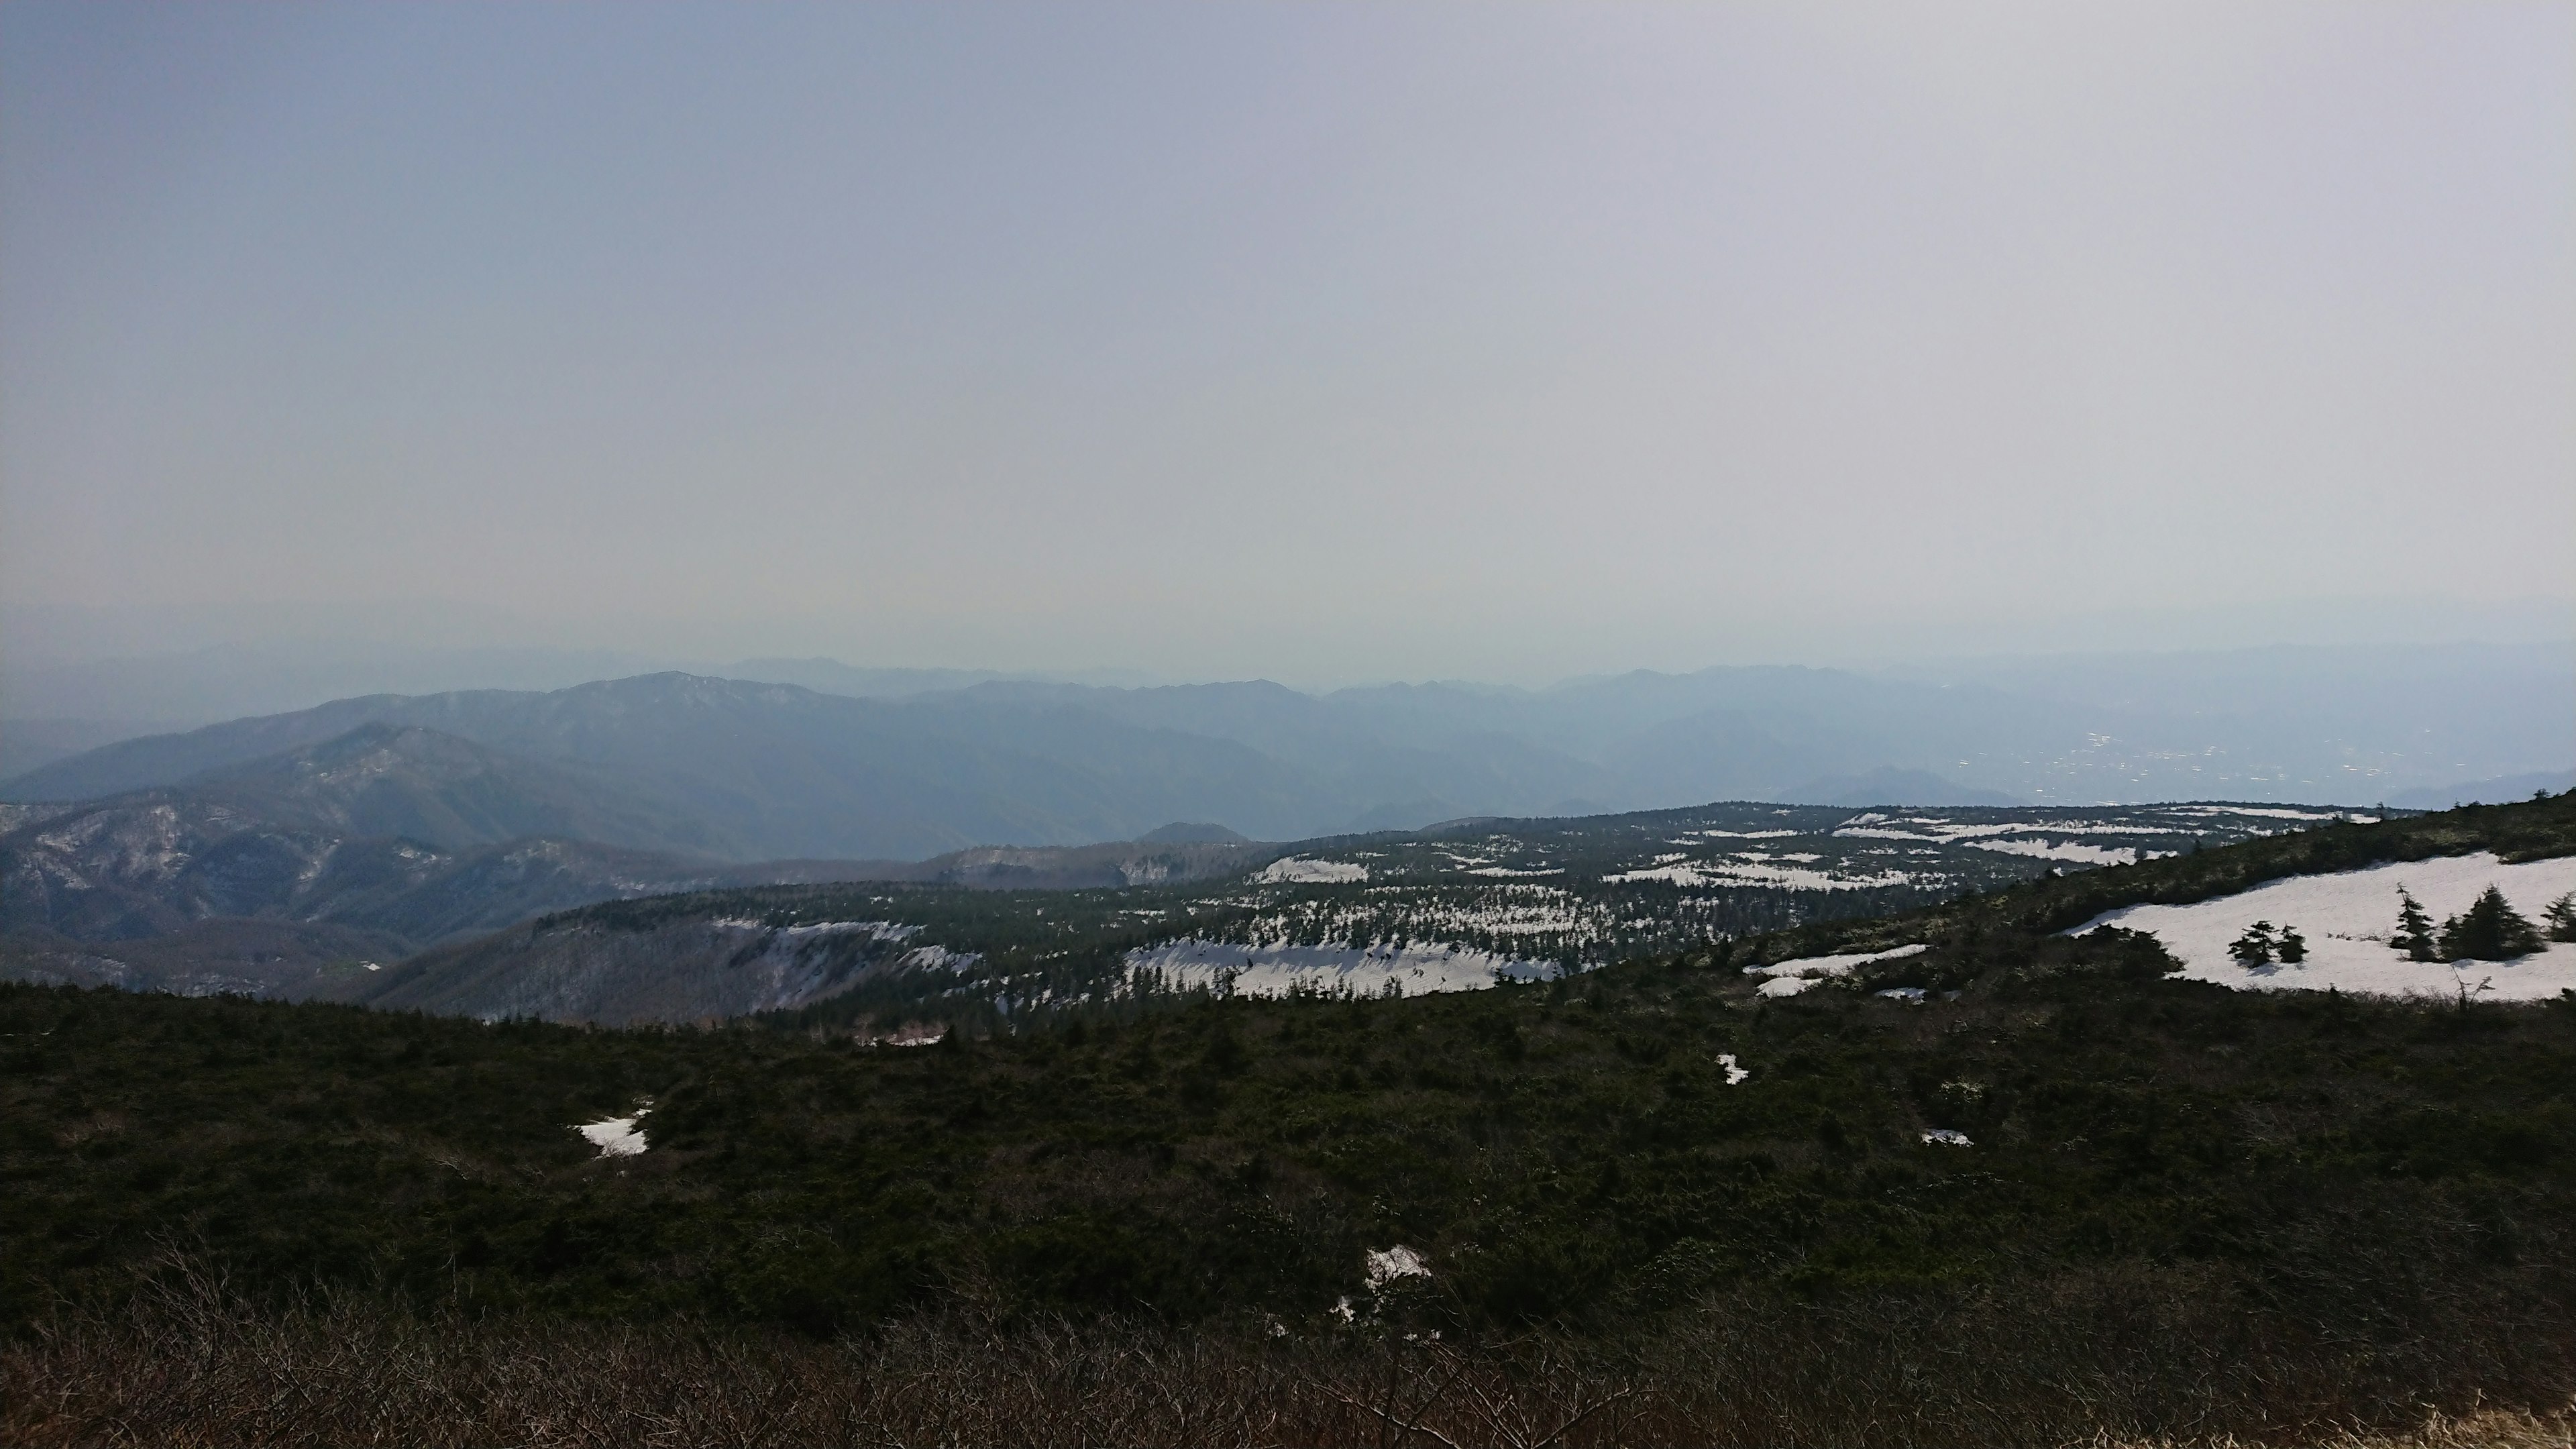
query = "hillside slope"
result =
(359, 802, 2355, 1028)
(1752, 790, 2576, 968)
(7, 912, 2575, 1443)
(184, 722, 735, 857)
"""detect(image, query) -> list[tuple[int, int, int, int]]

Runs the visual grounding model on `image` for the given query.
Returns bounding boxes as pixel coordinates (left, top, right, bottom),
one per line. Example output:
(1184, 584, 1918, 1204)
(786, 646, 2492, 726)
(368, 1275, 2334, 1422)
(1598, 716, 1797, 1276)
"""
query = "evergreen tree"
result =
(2436, 885, 2544, 962)
(2275, 925, 2307, 964)
(2228, 921, 2276, 966)
(2544, 892, 2576, 945)
(2392, 888, 2438, 961)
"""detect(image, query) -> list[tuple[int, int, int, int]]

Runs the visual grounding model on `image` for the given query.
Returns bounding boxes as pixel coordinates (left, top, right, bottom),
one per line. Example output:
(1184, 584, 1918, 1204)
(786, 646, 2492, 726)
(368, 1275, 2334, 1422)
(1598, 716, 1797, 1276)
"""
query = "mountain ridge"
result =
(8, 649, 2569, 857)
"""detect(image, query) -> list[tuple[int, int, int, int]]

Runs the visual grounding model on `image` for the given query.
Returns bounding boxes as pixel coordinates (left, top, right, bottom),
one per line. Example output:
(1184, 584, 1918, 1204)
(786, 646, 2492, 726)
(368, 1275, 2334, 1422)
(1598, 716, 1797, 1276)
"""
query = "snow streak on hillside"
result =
(1254, 857, 1369, 884)
(1743, 943, 1931, 999)
(1128, 939, 1556, 1000)
(2072, 852, 2576, 1001)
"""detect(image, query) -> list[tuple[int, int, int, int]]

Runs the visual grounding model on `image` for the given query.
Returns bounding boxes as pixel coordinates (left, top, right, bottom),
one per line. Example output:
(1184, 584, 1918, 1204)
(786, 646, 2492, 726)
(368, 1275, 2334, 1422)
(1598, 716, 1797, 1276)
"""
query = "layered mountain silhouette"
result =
(0, 668, 2049, 981)
(4, 674, 1320, 858)
(13, 657, 2561, 966)
(0, 715, 1285, 983)
(5, 669, 2045, 859)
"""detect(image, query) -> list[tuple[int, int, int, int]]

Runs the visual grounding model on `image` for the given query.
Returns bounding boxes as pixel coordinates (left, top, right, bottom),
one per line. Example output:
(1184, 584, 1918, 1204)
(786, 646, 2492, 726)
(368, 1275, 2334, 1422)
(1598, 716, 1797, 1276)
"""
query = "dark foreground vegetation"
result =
(5, 794, 2575, 1445)
(8, 1258, 2573, 1448)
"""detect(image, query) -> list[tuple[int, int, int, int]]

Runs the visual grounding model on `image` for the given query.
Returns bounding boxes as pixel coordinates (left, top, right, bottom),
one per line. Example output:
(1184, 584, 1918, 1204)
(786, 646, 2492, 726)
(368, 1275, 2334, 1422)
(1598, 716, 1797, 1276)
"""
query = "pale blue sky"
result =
(4, 3, 2569, 682)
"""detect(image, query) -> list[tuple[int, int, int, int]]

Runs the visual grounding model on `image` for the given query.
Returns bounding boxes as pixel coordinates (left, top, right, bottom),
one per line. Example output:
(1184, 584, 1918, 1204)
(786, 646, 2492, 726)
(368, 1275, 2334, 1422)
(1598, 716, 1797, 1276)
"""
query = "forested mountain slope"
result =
(356, 801, 2361, 1029)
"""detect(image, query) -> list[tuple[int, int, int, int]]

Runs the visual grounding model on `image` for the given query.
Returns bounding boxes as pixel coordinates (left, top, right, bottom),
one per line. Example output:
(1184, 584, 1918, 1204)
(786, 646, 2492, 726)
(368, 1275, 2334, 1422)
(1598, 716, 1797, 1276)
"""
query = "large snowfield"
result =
(2070, 851, 2576, 1001)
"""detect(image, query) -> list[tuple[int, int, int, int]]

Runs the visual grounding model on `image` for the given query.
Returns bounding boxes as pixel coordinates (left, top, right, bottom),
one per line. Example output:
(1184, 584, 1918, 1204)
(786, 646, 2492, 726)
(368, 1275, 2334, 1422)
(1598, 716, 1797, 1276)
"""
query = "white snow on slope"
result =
(1366, 1246, 1431, 1288)
(2173, 805, 2359, 822)
(1255, 857, 1369, 884)
(1968, 838, 2145, 867)
(1608, 861, 1919, 890)
(576, 1110, 649, 1157)
(2069, 852, 2576, 1001)
(707, 918, 916, 941)
(1744, 943, 1930, 998)
(1128, 938, 1556, 999)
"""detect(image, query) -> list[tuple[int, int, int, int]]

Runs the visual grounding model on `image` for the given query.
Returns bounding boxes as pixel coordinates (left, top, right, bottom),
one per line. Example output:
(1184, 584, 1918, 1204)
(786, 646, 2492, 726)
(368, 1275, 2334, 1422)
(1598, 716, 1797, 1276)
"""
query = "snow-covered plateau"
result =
(2070, 851, 2576, 1001)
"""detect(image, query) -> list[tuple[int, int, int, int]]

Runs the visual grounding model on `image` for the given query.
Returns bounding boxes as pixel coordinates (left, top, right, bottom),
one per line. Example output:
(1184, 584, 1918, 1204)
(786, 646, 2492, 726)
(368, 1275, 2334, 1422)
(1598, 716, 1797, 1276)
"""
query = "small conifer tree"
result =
(2544, 892, 2576, 945)
(2392, 888, 2438, 961)
(2275, 925, 2307, 964)
(2437, 885, 2543, 962)
(2229, 921, 2276, 966)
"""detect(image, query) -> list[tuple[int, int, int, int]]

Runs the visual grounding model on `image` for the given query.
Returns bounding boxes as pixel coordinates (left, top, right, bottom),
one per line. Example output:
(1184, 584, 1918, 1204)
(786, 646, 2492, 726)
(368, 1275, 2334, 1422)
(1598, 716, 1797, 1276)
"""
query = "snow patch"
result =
(1366, 1246, 1431, 1288)
(1718, 1053, 1750, 1085)
(1608, 861, 1919, 890)
(576, 1110, 650, 1158)
(1921, 1129, 1972, 1146)
(1746, 942, 1930, 998)
(1746, 943, 1929, 981)
(2068, 851, 2576, 1001)
(1254, 857, 1370, 884)
(1968, 838, 2141, 867)
(2173, 805, 2353, 822)
(1128, 938, 1556, 1000)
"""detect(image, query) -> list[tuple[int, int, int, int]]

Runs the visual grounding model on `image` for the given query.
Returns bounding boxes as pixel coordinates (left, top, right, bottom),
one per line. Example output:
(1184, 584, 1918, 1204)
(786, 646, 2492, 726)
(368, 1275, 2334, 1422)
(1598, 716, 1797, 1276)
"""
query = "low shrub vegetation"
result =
(5, 795, 2574, 1444)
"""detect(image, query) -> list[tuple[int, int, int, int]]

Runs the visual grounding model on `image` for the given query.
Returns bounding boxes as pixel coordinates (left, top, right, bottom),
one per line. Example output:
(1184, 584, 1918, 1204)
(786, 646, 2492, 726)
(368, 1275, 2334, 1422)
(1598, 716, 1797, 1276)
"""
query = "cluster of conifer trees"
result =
(2392, 884, 2553, 962)
(2230, 882, 2566, 968)
(2226, 920, 2306, 965)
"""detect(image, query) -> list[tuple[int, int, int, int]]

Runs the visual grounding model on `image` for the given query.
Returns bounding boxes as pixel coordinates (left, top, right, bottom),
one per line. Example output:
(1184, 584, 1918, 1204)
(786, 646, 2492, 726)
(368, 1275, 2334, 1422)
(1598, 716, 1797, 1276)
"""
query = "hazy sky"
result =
(3, 2, 2569, 683)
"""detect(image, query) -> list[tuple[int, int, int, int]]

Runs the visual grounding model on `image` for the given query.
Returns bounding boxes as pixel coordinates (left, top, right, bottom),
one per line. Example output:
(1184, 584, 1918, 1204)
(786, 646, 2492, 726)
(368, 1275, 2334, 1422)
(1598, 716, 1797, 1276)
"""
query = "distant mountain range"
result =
(0, 715, 1284, 973)
(11, 649, 2572, 853)
(1, 644, 2566, 993)
(13, 640, 2569, 809)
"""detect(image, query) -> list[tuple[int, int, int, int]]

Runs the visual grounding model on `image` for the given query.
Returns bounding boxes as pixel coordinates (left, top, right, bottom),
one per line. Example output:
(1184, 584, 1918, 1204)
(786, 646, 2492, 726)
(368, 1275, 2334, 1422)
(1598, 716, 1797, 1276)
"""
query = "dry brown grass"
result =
(5, 1260, 2569, 1448)
(2099, 1409, 2576, 1448)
